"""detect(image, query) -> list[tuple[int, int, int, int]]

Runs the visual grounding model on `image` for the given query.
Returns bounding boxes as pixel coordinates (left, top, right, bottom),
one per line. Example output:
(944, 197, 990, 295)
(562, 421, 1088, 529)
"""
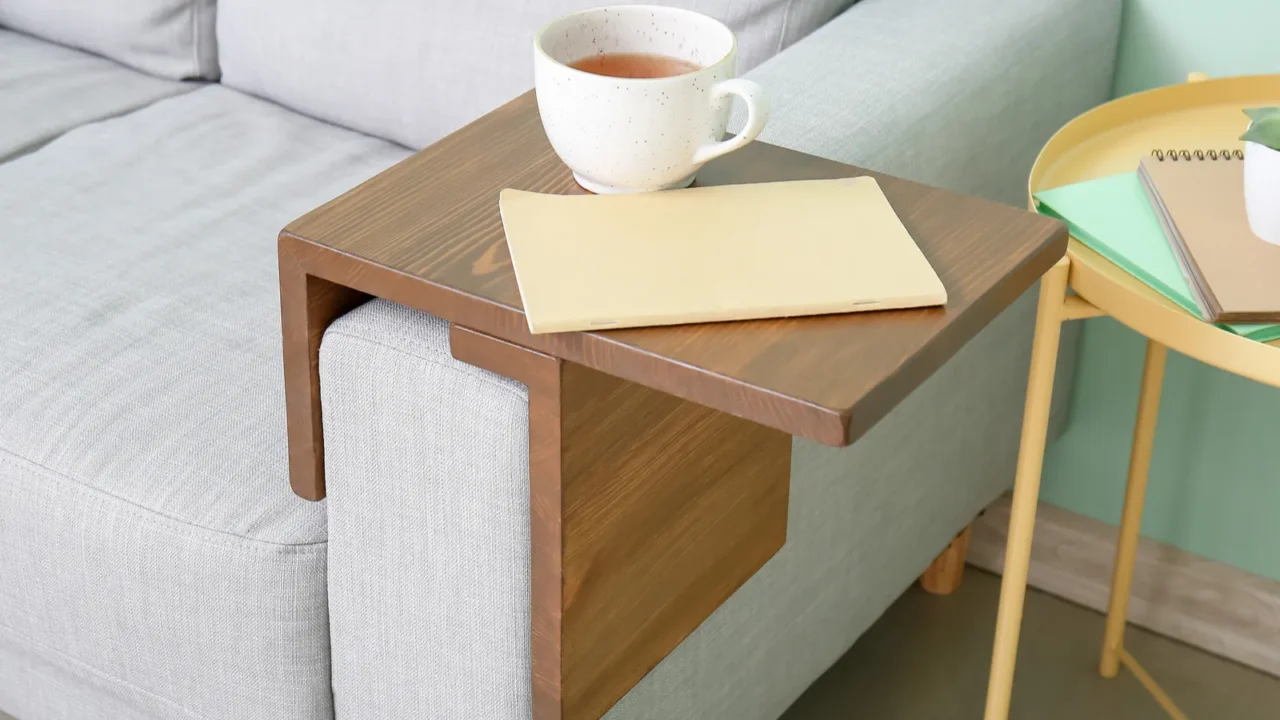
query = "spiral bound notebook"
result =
(1139, 149, 1280, 323)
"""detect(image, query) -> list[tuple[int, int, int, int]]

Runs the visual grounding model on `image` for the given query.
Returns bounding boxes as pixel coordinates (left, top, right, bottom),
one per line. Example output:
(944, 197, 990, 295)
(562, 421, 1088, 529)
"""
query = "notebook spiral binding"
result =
(1151, 148, 1244, 161)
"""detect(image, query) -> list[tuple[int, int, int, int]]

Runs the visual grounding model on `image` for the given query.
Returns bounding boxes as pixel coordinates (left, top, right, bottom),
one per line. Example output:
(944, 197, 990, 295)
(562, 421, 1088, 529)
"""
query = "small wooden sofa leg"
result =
(920, 524, 973, 595)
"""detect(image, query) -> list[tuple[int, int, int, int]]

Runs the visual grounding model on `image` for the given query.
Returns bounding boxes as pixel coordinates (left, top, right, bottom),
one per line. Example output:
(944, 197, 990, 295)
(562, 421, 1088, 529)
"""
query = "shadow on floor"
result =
(783, 569, 1280, 719)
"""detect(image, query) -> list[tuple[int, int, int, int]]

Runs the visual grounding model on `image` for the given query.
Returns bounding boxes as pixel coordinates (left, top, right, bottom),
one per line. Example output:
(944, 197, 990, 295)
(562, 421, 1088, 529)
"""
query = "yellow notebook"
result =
(500, 177, 947, 334)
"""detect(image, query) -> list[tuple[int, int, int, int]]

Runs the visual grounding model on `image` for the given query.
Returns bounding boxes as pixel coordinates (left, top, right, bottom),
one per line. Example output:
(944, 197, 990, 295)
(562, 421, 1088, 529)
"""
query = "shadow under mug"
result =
(534, 5, 770, 194)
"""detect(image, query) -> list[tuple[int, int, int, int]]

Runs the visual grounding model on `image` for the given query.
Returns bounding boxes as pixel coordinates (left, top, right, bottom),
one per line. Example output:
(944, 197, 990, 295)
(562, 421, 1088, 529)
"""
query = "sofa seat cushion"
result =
(0, 29, 193, 161)
(0, 85, 409, 720)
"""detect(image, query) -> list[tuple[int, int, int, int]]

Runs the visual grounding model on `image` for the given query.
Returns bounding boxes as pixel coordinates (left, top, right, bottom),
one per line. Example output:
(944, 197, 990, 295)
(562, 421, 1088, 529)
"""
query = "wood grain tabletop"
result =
(283, 91, 1067, 449)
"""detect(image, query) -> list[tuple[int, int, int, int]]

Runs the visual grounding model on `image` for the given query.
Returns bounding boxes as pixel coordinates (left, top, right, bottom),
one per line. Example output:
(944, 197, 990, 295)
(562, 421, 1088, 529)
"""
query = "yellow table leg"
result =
(983, 257, 1070, 720)
(1100, 339, 1168, 677)
(1119, 649, 1189, 720)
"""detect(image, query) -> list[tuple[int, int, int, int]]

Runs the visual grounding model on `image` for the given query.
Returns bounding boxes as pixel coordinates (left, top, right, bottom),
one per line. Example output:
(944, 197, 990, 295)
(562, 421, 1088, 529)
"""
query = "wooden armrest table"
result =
(278, 92, 1066, 720)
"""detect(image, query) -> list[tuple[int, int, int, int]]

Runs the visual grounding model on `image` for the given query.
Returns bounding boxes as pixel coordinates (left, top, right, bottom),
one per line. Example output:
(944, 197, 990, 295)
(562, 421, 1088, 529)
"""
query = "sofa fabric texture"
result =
(215, 0, 855, 150)
(0, 0, 219, 80)
(321, 303, 532, 719)
(0, 29, 192, 161)
(0, 85, 409, 719)
(318, 0, 1122, 716)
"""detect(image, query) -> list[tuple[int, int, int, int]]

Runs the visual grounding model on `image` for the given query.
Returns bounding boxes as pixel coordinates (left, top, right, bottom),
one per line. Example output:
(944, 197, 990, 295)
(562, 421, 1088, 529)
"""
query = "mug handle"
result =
(692, 79, 771, 165)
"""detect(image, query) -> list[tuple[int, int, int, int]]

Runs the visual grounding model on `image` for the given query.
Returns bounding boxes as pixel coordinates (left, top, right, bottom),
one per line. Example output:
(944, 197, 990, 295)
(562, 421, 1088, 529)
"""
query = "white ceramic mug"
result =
(533, 5, 769, 194)
(1244, 139, 1280, 245)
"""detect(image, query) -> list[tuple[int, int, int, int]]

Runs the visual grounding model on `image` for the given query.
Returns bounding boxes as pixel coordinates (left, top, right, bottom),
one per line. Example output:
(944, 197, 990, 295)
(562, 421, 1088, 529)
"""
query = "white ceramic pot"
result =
(533, 5, 769, 194)
(1244, 139, 1280, 245)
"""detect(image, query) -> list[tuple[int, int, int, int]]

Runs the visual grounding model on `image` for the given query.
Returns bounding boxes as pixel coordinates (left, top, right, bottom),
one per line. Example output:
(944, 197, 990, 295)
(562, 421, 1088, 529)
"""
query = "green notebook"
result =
(1034, 172, 1280, 343)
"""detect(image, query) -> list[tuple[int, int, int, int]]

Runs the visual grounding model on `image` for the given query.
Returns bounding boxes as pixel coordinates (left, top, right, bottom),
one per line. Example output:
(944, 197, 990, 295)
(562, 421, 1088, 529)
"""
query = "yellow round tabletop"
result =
(1029, 74, 1280, 389)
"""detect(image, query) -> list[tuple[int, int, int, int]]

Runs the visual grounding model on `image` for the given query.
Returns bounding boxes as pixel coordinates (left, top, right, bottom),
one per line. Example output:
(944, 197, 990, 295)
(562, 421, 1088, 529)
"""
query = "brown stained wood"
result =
(920, 525, 973, 596)
(278, 244, 368, 499)
(450, 325, 790, 720)
(559, 360, 791, 718)
(450, 324, 565, 718)
(280, 91, 1067, 496)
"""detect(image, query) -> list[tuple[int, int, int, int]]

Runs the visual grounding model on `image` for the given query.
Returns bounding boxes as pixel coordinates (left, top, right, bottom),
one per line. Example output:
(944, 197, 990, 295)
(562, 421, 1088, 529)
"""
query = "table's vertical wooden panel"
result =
(278, 235, 369, 500)
(558, 362, 791, 718)
(451, 325, 791, 720)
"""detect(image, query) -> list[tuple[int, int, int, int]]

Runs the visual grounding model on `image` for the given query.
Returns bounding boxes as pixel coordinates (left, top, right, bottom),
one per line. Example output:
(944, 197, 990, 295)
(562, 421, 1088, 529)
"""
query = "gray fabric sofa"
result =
(0, 1, 1121, 718)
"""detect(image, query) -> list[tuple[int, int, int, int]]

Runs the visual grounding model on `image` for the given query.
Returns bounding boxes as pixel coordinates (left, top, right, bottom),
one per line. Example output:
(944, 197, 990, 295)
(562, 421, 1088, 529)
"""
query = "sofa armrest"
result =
(736, 0, 1123, 207)
(320, 300, 534, 719)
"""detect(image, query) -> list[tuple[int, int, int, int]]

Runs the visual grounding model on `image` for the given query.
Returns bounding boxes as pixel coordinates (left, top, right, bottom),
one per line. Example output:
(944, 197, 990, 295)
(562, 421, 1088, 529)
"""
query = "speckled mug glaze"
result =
(534, 5, 769, 194)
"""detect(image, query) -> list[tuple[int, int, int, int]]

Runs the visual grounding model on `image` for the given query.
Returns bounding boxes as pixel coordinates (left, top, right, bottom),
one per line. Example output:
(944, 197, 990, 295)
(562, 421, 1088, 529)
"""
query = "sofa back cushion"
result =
(0, 0, 218, 80)
(216, 0, 853, 150)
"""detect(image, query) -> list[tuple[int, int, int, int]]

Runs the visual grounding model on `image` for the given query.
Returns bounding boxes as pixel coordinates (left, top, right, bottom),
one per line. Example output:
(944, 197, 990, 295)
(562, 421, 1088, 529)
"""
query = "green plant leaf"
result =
(1245, 107, 1280, 122)
(1240, 115, 1280, 151)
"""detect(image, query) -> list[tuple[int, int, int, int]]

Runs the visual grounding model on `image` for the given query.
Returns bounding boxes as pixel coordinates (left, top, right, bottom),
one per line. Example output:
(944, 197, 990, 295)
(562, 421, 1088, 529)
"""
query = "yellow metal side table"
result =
(983, 73, 1280, 720)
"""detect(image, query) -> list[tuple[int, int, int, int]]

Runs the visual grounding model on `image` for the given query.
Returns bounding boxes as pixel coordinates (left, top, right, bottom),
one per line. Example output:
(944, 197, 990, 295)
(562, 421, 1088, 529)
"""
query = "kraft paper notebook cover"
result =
(1138, 153, 1280, 323)
(499, 177, 947, 334)
(1034, 172, 1280, 343)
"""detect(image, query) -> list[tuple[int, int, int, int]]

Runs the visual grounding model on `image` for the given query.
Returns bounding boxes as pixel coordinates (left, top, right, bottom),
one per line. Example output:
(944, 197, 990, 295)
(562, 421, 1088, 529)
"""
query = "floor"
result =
(783, 569, 1280, 719)
(3, 571, 1278, 719)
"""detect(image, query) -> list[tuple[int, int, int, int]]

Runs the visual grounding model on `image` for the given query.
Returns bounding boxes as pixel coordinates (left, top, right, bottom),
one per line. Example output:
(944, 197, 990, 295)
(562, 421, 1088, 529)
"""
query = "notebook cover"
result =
(499, 177, 947, 335)
(1138, 164, 1214, 320)
(1033, 172, 1280, 343)
(1139, 155, 1280, 323)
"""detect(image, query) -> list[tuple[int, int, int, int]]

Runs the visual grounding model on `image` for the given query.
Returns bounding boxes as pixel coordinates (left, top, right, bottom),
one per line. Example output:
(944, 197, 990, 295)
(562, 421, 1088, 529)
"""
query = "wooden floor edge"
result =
(970, 494, 1280, 679)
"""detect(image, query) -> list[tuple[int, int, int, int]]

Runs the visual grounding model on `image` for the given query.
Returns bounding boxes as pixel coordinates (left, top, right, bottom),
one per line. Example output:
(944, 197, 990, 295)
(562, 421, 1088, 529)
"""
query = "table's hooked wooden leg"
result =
(1100, 340, 1168, 677)
(278, 235, 370, 501)
(983, 257, 1070, 720)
